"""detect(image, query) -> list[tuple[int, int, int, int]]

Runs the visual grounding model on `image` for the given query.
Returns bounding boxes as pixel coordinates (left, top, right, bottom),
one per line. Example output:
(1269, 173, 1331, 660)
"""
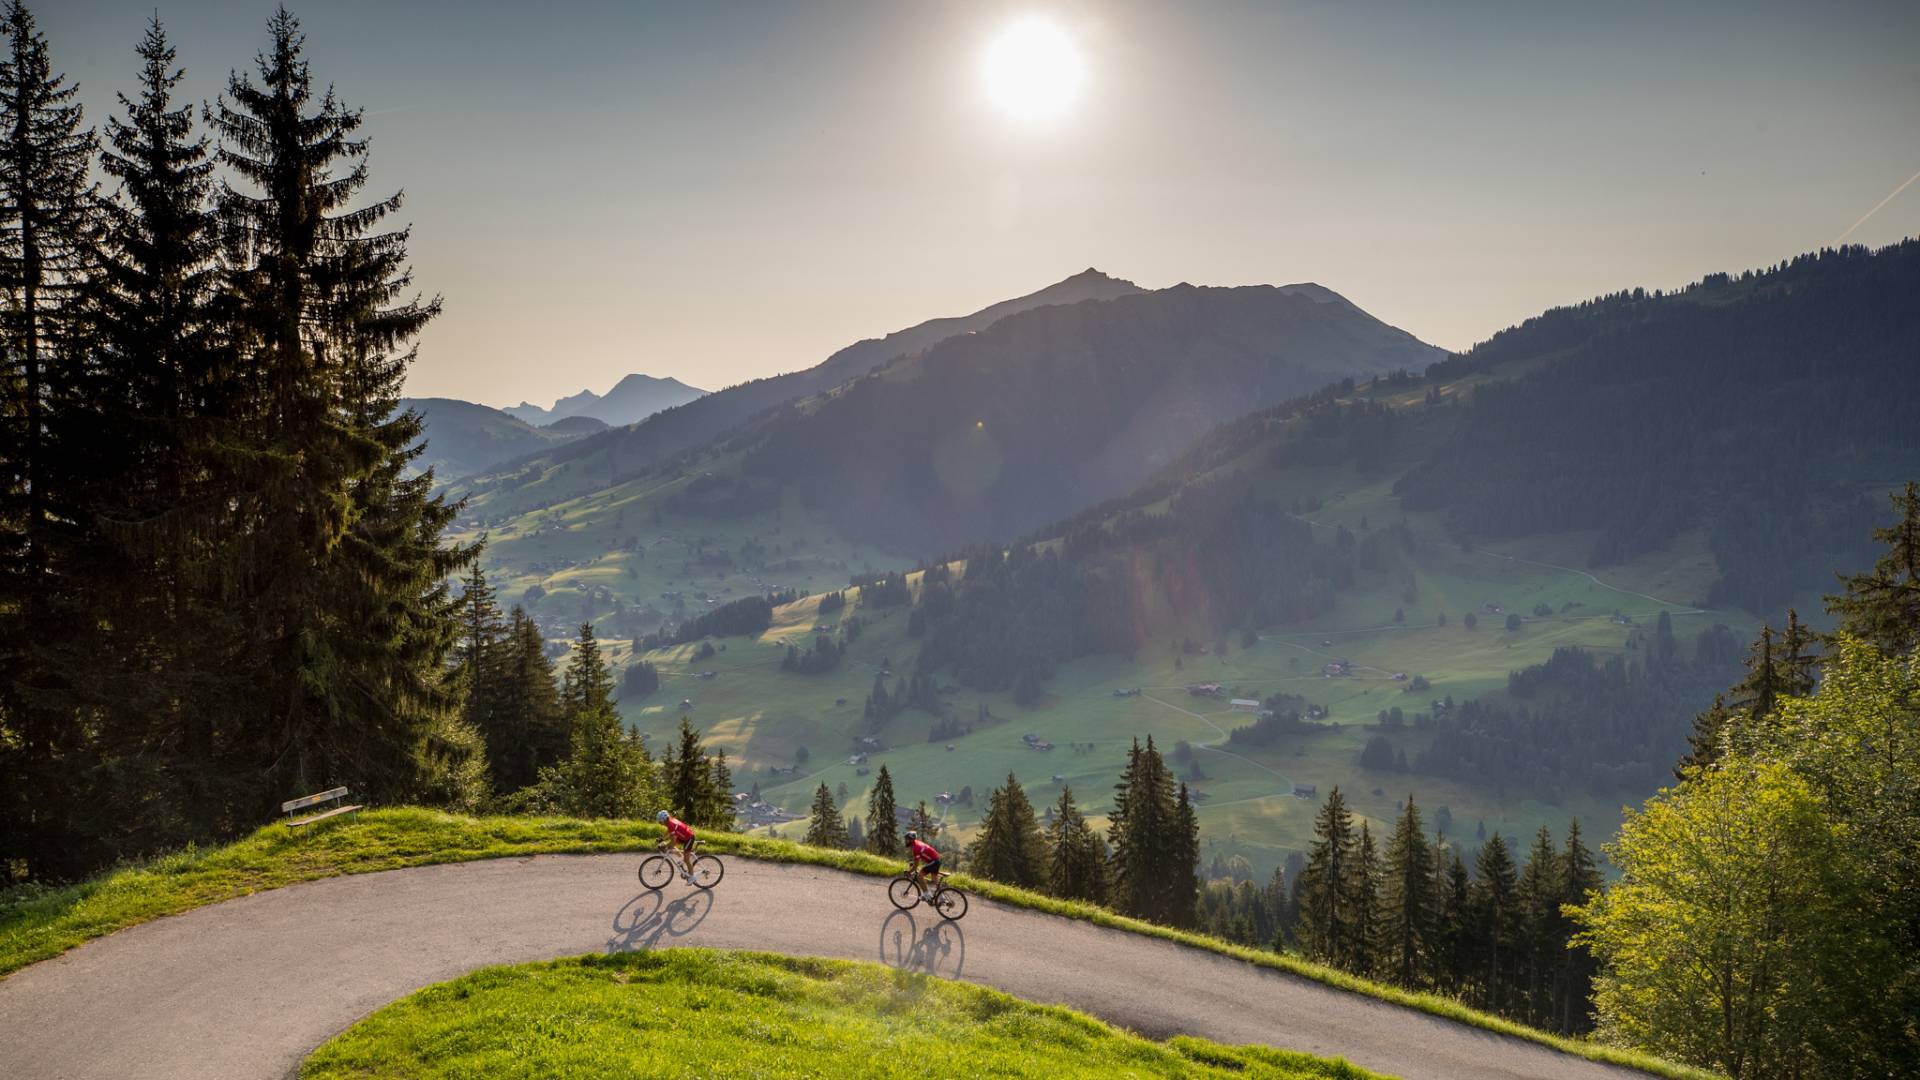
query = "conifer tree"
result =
(1108, 736, 1181, 922)
(1168, 781, 1201, 927)
(1516, 826, 1563, 1024)
(1557, 819, 1602, 1034)
(482, 607, 565, 792)
(455, 564, 502, 692)
(0, 0, 100, 883)
(1827, 480, 1920, 655)
(1343, 820, 1383, 975)
(518, 622, 654, 817)
(1378, 797, 1436, 987)
(209, 8, 464, 802)
(82, 14, 236, 825)
(660, 715, 733, 829)
(1298, 786, 1357, 963)
(865, 763, 900, 856)
(1045, 785, 1109, 903)
(907, 800, 942, 843)
(968, 772, 1049, 889)
(804, 783, 847, 848)
(1431, 846, 1473, 995)
(1472, 833, 1520, 1012)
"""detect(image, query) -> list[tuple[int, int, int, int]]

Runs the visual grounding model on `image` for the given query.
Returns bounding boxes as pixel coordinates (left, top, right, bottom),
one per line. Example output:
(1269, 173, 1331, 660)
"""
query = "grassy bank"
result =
(0, 807, 1709, 1079)
(300, 949, 1383, 1079)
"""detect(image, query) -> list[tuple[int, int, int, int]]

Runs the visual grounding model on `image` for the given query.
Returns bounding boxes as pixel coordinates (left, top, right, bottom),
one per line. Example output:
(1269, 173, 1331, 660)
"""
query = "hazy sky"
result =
(46, 1, 1920, 407)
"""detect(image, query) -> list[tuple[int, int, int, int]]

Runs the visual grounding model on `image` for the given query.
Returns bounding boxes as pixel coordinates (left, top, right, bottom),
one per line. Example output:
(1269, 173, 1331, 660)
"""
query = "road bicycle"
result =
(887, 866, 968, 920)
(638, 839, 724, 890)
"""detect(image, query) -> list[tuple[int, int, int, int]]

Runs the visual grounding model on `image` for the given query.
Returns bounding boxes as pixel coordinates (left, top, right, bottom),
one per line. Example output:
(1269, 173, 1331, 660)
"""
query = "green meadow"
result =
(298, 950, 1385, 1080)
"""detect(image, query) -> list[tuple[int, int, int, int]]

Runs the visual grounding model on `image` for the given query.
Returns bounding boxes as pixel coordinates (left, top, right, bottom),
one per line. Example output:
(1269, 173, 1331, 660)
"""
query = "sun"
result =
(980, 15, 1087, 126)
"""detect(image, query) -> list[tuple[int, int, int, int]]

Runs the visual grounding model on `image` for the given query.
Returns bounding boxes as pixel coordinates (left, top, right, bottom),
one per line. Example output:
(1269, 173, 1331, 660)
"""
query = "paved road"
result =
(0, 855, 1649, 1080)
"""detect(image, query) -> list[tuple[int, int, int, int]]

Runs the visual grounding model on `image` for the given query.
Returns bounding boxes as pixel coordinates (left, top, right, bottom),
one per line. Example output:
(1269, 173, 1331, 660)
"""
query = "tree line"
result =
(801, 736, 1202, 926)
(0, 6, 475, 882)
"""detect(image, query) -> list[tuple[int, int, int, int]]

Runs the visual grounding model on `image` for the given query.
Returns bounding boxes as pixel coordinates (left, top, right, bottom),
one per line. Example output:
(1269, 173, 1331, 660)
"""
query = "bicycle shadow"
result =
(607, 887, 713, 953)
(878, 908, 965, 979)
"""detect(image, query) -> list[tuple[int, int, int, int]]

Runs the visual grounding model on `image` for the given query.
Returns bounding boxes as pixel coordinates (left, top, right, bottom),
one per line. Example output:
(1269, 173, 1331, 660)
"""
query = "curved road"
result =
(0, 855, 1648, 1080)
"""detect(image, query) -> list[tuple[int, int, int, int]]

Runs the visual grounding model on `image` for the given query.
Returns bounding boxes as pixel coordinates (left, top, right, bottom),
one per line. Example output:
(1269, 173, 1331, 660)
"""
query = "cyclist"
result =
(906, 829, 941, 900)
(657, 810, 697, 881)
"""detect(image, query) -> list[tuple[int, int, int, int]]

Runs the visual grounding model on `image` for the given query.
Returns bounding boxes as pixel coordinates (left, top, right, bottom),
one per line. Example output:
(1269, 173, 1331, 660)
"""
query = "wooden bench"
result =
(282, 787, 363, 830)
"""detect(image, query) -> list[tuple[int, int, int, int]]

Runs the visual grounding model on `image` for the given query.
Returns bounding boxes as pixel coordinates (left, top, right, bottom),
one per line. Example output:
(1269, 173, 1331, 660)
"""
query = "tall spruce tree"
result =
(1378, 797, 1436, 987)
(1299, 787, 1358, 963)
(1342, 820, 1383, 976)
(1557, 819, 1602, 1034)
(967, 772, 1048, 889)
(1045, 785, 1109, 903)
(1827, 480, 1920, 655)
(209, 8, 464, 803)
(804, 783, 847, 849)
(865, 763, 900, 856)
(1472, 833, 1520, 1013)
(481, 607, 565, 792)
(660, 715, 733, 829)
(1108, 735, 1183, 922)
(0, 0, 101, 883)
(1168, 781, 1201, 927)
(84, 14, 236, 831)
(1515, 826, 1563, 1025)
(1432, 846, 1473, 995)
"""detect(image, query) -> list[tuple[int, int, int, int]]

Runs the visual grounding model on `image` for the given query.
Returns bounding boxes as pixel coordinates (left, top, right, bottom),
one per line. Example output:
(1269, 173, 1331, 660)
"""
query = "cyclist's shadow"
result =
(608, 888, 713, 954)
(879, 908, 965, 979)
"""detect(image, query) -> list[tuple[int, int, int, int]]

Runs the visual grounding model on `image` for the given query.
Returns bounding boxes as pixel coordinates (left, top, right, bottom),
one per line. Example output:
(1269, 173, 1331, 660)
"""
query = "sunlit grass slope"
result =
(298, 950, 1386, 1080)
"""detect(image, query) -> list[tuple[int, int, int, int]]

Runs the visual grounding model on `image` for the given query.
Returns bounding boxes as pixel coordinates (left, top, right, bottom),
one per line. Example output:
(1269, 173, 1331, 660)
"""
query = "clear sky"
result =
(45, 1, 1920, 407)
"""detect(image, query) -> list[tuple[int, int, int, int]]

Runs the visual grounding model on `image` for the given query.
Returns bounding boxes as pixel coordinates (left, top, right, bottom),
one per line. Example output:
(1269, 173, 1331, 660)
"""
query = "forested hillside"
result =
(739, 283, 1441, 550)
(400, 397, 601, 480)
(1396, 242, 1920, 612)
(453, 268, 1146, 517)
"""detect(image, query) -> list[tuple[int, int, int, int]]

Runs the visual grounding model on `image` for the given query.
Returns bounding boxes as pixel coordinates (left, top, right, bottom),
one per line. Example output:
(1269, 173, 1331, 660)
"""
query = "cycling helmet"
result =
(656, 810, 670, 823)
(904, 829, 917, 840)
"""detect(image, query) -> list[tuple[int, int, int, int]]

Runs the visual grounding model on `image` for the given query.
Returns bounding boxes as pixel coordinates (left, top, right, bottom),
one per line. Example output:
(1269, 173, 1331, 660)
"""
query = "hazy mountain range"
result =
(504, 373, 707, 428)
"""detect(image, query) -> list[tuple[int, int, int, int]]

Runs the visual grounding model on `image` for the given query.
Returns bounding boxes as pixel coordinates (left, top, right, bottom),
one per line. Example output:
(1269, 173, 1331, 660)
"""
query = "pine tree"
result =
(1431, 845, 1473, 995)
(1299, 787, 1357, 963)
(1557, 819, 1602, 1034)
(1515, 826, 1563, 1025)
(1168, 781, 1201, 927)
(455, 564, 503, 693)
(209, 8, 464, 802)
(0, 0, 102, 883)
(518, 622, 654, 818)
(1472, 833, 1520, 1012)
(1045, 785, 1109, 903)
(482, 607, 566, 792)
(1684, 610, 1822, 772)
(1378, 797, 1436, 987)
(968, 772, 1049, 889)
(83, 14, 236, 828)
(907, 800, 941, 843)
(865, 763, 900, 856)
(804, 783, 847, 849)
(1343, 821, 1383, 975)
(1827, 480, 1920, 655)
(1109, 736, 1181, 922)
(660, 715, 733, 829)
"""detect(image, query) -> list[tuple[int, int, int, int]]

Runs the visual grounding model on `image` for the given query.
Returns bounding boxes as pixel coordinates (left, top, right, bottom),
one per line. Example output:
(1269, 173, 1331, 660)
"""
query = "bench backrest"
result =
(282, 787, 350, 814)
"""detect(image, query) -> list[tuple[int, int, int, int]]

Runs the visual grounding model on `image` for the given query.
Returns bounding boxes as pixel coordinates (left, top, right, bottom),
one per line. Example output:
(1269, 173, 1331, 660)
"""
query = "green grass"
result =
(0, 807, 1708, 1079)
(299, 949, 1384, 1079)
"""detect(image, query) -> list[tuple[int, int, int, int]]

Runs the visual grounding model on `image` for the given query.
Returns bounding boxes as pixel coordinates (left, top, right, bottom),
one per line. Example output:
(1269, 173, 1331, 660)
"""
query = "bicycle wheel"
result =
(638, 855, 674, 890)
(691, 854, 725, 889)
(888, 876, 921, 910)
(933, 887, 968, 921)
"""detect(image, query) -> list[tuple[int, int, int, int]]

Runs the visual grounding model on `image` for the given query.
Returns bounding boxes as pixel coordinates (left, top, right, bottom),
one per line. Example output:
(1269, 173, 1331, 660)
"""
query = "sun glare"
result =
(981, 15, 1087, 127)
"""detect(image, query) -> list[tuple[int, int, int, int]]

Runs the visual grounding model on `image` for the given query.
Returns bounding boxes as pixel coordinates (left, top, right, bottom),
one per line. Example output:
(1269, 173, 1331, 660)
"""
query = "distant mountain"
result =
(455, 268, 1148, 511)
(733, 281, 1443, 550)
(541, 415, 610, 437)
(504, 374, 706, 428)
(399, 397, 599, 481)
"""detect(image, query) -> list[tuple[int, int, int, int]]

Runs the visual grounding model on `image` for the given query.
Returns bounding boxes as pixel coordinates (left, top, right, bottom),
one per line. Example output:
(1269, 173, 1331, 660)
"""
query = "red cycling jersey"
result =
(666, 817, 695, 844)
(908, 838, 940, 864)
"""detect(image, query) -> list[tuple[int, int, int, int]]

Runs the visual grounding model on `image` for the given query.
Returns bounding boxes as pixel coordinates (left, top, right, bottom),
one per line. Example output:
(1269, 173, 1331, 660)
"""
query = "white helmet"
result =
(656, 810, 670, 823)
